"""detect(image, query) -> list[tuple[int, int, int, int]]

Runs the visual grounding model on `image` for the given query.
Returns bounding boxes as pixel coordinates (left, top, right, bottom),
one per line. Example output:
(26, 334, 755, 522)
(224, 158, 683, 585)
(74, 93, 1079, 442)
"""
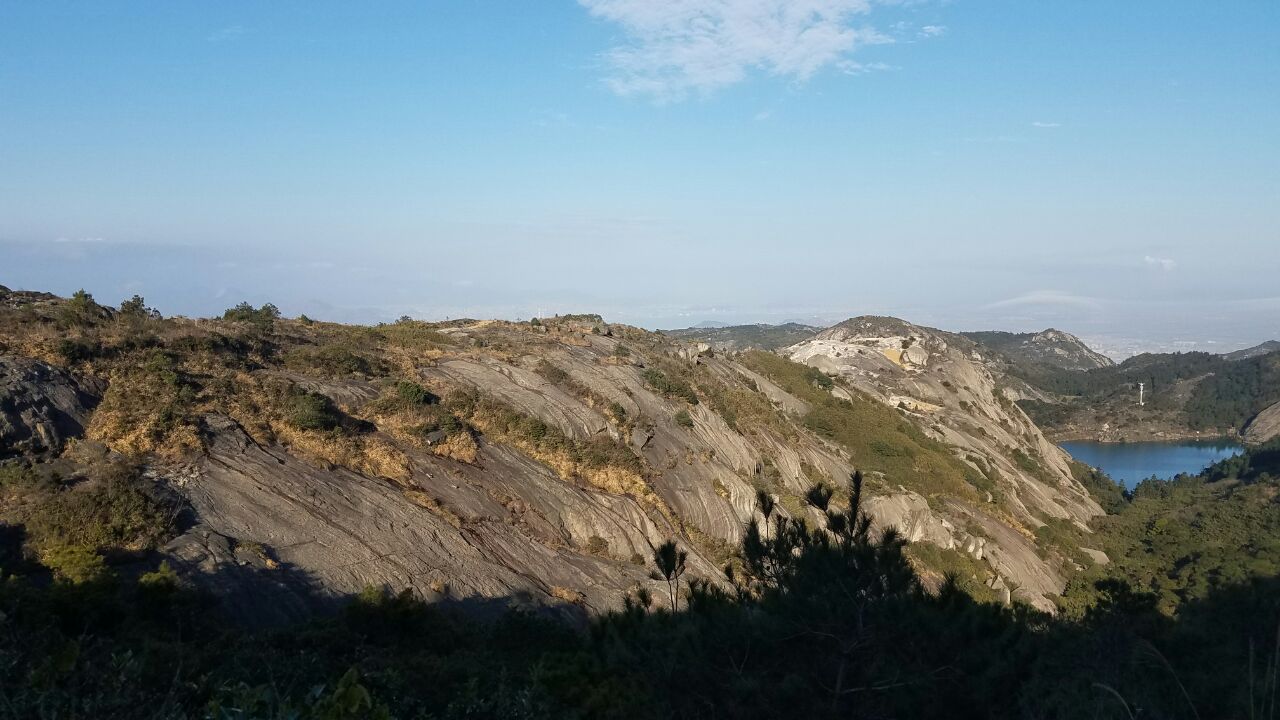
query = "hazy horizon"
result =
(2, 2, 1277, 354)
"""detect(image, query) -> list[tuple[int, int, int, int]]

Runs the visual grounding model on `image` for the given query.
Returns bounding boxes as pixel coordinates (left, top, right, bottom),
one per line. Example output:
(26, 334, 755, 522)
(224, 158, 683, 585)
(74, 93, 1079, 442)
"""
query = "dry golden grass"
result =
(432, 432, 478, 464)
(464, 402, 654, 501)
(549, 585, 586, 604)
(403, 489, 463, 528)
(271, 424, 411, 483)
(85, 364, 203, 460)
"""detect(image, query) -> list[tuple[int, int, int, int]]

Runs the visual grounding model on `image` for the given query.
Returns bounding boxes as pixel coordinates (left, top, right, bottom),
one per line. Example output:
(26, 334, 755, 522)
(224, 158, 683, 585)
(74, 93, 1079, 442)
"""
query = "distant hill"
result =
(1010, 348, 1280, 444)
(666, 322, 819, 351)
(955, 329, 1280, 442)
(961, 329, 1114, 371)
(1224, 340, 1280, 362)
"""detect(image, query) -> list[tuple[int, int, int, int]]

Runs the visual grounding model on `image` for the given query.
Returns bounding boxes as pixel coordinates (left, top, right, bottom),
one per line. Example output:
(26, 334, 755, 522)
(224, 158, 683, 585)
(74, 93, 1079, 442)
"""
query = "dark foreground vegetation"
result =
(2, 458, 1279, 720)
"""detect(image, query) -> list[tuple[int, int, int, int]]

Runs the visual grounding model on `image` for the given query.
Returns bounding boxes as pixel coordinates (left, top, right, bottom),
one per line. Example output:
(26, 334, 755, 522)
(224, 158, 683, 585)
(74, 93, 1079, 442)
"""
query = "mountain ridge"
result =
(0, 289, 1106, 614)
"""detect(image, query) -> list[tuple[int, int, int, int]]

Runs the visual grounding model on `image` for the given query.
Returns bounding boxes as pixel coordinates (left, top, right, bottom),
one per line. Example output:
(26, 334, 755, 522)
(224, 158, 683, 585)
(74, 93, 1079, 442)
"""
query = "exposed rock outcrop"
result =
(0, 355, 102, 457)
(785, 317, 1106, 609)
(1244, 401, 1280, 445)
(166, 414, 682, 623)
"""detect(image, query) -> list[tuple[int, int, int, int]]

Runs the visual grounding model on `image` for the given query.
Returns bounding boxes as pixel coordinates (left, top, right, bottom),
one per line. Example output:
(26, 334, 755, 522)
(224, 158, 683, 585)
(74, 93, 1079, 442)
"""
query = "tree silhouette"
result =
(652, 539, 688, 611)
(755, 488, 775, 538)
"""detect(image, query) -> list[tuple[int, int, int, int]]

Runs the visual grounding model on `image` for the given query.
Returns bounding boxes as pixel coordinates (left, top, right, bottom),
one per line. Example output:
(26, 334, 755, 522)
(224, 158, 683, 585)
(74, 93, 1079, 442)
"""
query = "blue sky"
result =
(1, 1, 1277, 353)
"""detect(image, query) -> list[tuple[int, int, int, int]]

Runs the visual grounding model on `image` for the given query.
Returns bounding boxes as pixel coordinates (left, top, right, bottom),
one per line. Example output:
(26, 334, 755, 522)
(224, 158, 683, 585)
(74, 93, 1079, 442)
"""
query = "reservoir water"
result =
(1059, 440, 1243, 489)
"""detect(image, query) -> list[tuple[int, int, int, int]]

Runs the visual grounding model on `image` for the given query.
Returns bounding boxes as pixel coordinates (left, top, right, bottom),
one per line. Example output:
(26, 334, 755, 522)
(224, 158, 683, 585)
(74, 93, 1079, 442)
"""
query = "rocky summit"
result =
(961, 329, 1115, 372)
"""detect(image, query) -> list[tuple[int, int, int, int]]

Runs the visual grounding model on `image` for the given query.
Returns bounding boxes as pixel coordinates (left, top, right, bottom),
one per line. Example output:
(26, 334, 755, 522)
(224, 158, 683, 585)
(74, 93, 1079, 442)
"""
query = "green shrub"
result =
(1010, 448, 1049, 482)
(58, 289, 102, 328)
(643, 369, 699, 405)
(0, 462, 46, 491)
(674, 409, 695, 428)
(118, 294, 160, 320)
(284, 388, 343, 431)
(138, 560, 180, 590)
(55, 337, 104, 362)
(608, 402, 628, 423)
(394, 380, 438, 406)
(222, 302, 280, 330)
(284, 344, 373, 377)
(1069, 460, 1126, 513)
(870, 439, 914, 458)
(41, 545, 108, 583)
(19, 462, 178, 575)
(535, 359, 571, 385)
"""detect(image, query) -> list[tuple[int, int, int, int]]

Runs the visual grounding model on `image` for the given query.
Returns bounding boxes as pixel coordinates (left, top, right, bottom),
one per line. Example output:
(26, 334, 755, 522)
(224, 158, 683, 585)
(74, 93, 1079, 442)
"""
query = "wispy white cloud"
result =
(1031, 121, 1061, 128)
(579, 0, 895, 102)
(207, 25, 248, 43)
(918, 24, 945, 37)
(836, 59, 892, 75)
(1144, 255, 1176, 271)
(963, 135, 1025, 144)
(985, 290, 1103, 310)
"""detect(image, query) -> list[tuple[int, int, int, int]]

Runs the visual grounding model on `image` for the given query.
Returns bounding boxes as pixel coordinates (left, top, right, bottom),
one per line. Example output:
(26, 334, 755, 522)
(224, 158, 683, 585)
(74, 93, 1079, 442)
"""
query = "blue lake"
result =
(1059, 440, 1243, 489)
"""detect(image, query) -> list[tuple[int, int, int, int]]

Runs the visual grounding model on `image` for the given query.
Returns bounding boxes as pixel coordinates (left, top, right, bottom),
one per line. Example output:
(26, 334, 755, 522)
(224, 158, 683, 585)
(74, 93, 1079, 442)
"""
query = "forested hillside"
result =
(1011, 349, 1280, 441)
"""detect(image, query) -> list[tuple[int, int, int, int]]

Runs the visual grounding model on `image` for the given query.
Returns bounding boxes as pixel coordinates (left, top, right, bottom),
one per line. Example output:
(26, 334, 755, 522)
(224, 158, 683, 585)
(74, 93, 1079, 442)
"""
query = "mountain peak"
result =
(962, 328, 1113, 371)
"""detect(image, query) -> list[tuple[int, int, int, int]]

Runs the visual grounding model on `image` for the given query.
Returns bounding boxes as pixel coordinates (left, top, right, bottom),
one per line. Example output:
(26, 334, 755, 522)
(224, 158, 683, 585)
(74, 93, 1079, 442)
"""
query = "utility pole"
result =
(1138, 382, 1145, 407)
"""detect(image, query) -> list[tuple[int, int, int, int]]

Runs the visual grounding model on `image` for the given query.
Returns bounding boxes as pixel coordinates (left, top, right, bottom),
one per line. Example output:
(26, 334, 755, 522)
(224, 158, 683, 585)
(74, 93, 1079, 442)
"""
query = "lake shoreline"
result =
(1052, 433, 1240, 446)
(1059, 439, 1245, 489)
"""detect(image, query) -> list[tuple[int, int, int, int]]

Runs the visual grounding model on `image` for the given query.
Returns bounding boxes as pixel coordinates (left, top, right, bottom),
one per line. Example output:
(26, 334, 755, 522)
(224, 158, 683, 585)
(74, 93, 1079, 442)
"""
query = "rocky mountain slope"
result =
(665, 322, 819, 352)
(1225, 340, 1280, 362)
(0, 290, 1107, 618)
(784, 318, 1102, 544)
(961, 329, 1115, 371)
(1244, 401, 1280, 444)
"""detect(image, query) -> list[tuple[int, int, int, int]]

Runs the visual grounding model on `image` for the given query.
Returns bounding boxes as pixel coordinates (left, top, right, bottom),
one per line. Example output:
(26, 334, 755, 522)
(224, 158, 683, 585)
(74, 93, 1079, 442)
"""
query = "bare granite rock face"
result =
(1244, 401, 1280, 445)
(785, 317, 1106, 610)
(157, 316, 1101, 614)
(165, 414, 680, 624)
(0, 355, 102, 457)
(787, 318, 1102, 528)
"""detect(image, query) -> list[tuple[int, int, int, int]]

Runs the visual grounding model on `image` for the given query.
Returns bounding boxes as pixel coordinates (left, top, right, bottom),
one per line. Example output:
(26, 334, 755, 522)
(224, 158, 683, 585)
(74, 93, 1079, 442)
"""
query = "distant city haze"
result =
(2, 2, 1277, 357)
